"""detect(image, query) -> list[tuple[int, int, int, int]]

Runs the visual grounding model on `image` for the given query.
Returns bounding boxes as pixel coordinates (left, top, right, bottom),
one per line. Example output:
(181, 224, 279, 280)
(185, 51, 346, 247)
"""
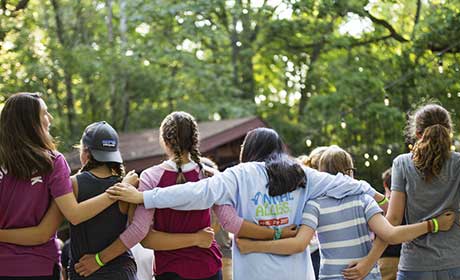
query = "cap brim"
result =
(91, 149, 123, 164)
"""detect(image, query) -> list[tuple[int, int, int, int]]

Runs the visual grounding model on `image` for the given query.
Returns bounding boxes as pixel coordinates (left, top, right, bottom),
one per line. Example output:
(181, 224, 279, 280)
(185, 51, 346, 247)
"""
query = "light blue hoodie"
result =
(143, 162, 377, 280)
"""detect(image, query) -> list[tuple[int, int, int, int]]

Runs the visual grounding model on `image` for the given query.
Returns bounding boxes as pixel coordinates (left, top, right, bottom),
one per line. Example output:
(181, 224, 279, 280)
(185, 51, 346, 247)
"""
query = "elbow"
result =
(66, 212, 85, 226)
(220, 221, 239, 235)
(67, 216, 82, 226)
(37, 235, 52, 245)
(291, 241, 308, 254)
(386, 215, 402, 226)
(383, 236, 400, 245)
(140, 239, 149, 248)
(378, 230, 399, 245)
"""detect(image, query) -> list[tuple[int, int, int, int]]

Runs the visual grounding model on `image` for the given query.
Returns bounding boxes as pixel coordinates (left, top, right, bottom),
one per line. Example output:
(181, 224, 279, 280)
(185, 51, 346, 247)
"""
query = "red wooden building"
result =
(65, 116, 267, 172)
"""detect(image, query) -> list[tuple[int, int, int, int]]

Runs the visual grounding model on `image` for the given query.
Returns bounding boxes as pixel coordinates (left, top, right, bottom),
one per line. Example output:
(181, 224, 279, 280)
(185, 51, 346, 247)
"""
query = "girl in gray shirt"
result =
(344, 104, 460, 280)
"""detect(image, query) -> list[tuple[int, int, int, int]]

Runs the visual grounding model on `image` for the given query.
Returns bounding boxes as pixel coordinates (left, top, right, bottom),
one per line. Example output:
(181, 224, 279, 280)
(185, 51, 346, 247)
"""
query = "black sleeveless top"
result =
(68, 171, 137, 280)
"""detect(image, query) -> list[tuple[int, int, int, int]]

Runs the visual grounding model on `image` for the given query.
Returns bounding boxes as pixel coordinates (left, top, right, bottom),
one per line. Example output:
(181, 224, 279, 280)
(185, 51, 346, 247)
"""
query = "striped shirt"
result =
(302, 194, 383, 280)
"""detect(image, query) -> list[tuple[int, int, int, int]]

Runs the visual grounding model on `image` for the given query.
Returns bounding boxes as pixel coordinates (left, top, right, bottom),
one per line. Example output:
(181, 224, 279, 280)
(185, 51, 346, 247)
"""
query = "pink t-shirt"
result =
(0, 152, 73, 277)
(119, 161, 243, 278)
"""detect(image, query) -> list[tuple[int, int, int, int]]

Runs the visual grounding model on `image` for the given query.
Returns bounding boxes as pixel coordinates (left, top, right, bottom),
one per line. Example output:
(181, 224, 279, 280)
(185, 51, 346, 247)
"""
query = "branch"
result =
(364, 11, 409, 43)
(411, 0, 422, 40)
(14, 0, 29, 11)
(428, 43, 460, 54)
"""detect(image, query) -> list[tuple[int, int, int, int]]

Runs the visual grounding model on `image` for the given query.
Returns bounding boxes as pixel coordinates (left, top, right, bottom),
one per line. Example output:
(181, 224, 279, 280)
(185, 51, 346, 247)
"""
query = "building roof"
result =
(66, 116, 266, 171)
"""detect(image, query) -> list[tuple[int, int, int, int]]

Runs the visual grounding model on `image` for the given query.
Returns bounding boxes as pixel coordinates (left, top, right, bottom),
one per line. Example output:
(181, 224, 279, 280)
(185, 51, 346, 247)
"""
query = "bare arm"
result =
(237, 221, 297, 240)
(54, 177, 113, 226)
(213, 204, 298, 240)
(342, 191, 406, 279)
(368, 214, 429, 245)
(141, 228, 215, 251)
(0, 201, 63, 245)
(236, 225, 314, 255)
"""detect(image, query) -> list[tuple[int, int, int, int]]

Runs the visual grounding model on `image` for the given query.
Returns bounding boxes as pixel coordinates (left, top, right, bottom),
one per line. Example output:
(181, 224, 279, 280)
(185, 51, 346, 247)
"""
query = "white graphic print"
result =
(31, 176, 43, 186)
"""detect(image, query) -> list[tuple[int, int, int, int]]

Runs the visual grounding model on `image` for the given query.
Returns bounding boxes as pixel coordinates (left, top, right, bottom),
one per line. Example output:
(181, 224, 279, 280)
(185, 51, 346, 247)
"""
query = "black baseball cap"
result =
(81, 121, 122, 163)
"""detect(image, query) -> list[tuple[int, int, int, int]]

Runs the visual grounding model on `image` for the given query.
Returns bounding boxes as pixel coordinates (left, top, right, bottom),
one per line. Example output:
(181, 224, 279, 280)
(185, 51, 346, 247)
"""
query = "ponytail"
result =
(406, 104, 453, 181)
(412, 124, 451, 181)
(265, 153, 306, 197)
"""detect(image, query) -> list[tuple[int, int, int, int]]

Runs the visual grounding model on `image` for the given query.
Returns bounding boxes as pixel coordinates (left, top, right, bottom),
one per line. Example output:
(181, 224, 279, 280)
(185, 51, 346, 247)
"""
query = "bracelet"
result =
(273, 227, 282, 240)
(378, 196, 389, 206)
(432, 218, 439, 233)
(95, 253, 105, 267)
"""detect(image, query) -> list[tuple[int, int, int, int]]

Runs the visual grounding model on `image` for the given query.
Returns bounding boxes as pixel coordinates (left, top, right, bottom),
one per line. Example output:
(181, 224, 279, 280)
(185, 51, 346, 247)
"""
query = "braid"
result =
(190, 120, 204, 174)
(161, 111, 202, 183)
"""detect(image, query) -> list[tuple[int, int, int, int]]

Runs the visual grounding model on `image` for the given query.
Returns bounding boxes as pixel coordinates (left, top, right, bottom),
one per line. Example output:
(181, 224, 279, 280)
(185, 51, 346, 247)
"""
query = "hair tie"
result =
(178, 166, 182, 173)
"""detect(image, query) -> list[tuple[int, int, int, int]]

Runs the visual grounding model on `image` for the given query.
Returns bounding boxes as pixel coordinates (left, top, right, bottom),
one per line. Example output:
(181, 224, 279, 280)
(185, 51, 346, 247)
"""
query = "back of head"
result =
(265, 153, 306, 196)
(240, 128, 305, 196)
(407, 104, 452, 181)
(0, 93, 55, 179)
(303, 146, 328, 169)
(79, 121, 125, 178)
(318, 145, 354, 177)
(240, 127, 284, 163)
(382, 168, 391, 190)
(160, 111, 201, 183)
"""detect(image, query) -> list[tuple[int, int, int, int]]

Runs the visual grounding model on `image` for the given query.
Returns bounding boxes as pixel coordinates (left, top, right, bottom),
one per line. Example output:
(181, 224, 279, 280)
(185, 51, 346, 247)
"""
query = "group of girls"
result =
(0, 92, 459, 280)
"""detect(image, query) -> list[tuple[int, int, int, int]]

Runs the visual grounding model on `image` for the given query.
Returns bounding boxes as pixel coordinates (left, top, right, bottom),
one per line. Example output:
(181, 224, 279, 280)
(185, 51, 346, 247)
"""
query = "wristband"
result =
(95, 253, 105, 267)
(273, 227, 282, 240)
(432, 218, 439, 233)
(378, 196, 389, 206)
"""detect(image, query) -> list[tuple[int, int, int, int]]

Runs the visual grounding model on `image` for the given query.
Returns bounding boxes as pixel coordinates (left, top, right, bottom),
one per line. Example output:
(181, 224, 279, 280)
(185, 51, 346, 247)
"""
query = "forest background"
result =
(1, 0, 459, 188)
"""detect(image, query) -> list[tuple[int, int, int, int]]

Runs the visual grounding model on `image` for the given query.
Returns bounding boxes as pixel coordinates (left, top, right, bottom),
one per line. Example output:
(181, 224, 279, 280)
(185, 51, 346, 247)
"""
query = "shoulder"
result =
(47, 152, 71, 177)
(360, 193, 376, 205)
(231, 162, 266, 176)
(140, 165, 164, 180)
(139, 165, 165, 190)
(393, 153, 411, 165)
(51, 151, 68, 165)
(450, 152, 460, 164)
(305, 198, 321, 210)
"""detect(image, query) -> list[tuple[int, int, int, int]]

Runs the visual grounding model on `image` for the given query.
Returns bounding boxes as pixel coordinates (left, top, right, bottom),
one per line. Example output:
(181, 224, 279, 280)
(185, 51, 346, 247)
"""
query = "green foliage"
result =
(1, 0, 460, 187)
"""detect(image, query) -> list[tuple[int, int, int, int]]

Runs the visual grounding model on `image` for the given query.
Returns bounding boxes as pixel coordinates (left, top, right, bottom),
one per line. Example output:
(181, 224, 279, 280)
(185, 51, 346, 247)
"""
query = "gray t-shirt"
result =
(391, 152, 460, 271)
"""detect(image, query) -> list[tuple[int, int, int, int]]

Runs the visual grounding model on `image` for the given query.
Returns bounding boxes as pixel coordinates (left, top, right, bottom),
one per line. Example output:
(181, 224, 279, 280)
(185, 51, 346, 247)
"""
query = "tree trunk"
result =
(51, 0, 75, 136)
(106, 0, 118, 128)
(119, 0, 130, 131)
(298, 41, 324, 120)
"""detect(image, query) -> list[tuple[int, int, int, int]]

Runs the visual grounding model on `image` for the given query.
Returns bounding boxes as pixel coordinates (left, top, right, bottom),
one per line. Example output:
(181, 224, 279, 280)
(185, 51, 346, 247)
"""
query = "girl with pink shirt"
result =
(0, 93, 131, 279)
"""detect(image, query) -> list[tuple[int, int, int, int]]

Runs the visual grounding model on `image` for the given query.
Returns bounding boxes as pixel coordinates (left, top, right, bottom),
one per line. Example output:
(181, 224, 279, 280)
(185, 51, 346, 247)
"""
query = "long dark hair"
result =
(80, 149, 125, 179)
(240, 128, 306, 197)
(0, 93, 56, 179)
(406, 104, 452, 181)
(160, 111, 203, 184)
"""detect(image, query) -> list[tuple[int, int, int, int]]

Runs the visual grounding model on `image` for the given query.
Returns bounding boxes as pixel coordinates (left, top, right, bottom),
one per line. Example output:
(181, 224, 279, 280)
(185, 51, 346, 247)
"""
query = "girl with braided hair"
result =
(74, 112, 223, 280)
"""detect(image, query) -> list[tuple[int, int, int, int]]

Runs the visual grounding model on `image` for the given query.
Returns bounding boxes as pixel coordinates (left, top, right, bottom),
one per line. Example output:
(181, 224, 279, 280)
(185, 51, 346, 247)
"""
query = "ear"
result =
(80, 148, 90, 164)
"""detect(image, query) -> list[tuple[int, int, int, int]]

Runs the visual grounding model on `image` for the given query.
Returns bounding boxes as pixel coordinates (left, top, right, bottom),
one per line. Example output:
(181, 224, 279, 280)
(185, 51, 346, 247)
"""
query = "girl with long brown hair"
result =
(344, 104, 460, 280)
(0, 93, 132, 279)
